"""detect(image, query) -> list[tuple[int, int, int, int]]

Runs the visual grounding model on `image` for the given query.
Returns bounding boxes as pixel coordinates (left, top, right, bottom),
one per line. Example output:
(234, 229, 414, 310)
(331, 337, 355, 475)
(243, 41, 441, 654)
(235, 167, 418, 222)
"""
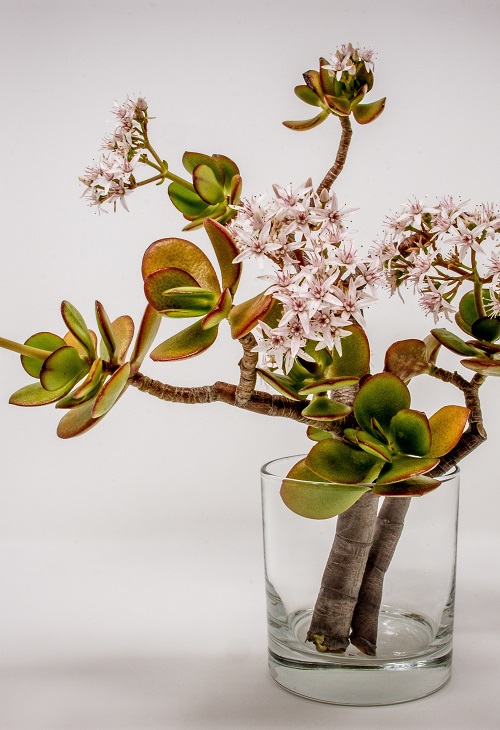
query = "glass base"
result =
(268, 608, 452, 706)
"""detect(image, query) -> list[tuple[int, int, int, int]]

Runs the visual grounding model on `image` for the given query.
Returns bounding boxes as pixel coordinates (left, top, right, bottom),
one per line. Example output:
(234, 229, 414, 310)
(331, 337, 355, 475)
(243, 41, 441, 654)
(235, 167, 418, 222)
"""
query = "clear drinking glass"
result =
(261, 455, 460, 706)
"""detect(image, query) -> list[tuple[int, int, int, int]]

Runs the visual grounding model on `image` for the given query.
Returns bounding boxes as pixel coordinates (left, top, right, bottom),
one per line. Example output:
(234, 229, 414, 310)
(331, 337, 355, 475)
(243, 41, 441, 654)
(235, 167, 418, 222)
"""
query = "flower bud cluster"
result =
(322, 43, 375, 81)
(229, 182, 382, 372)
(371, 197, 500, 321)
(80, 96, 148, 211)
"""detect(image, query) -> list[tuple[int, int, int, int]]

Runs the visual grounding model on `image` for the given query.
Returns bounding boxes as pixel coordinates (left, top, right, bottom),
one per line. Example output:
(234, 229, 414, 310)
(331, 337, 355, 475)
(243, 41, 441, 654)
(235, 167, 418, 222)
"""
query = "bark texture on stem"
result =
(350, 370, 487, 655)
(235, 333, 258, 407)
(307, 491, 379, 653)
(316, 116, 353, 195)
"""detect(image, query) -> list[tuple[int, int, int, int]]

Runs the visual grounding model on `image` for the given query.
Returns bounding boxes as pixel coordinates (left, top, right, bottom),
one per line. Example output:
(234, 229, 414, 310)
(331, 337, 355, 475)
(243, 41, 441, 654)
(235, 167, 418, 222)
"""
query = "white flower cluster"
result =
(371, 197, 500, 321)
(80, 96, 147, 211)
(229, 182, 381, 373)
(322, 43, 375, 81)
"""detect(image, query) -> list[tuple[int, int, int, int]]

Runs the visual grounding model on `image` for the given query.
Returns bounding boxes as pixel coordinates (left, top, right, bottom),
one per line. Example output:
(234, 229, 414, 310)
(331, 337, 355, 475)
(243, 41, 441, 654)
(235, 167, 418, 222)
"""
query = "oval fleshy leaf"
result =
(298, 377, 359, 395)
(459, 290, 488, 326)
(376, 455, 440, 485)
(282, 110, 328, 131)
(109, 315, 134, 365)
(142, 238, 220, 294)
(280, 459, 369, 519)
(455, 312, 472, 336)
(384, 339, 432, 380)
(256, 368, 303, 400)
(307, 439, 382, 485)
(352, 98, 386, 124)
(182, 152, 224, 185)
(40, 347, 88, 391)
(461, 358, 500, 376)
(181, 202, 228, 231)
(57, 397, 104, 439)
(159, 287, 217, 317)
(61, 301, 95, 360)
(9, 380, 77, 407)
(427, 405, 469, 457)
(95, 301, 117, 362)
(372, 475, 441, 497)
(354, 373, 411, 438)
(294, 84, 322, 107)
(168, 182, 208, 219)
(431, 328, 484, 357)
(130, 305, 161, 374)
(301, 396, 352, 421)
(92, 362, 130, 419)
(150, 319, 218, 361)
(64, 329, 98, 360)
(306, 426, 333, 442)
(229, 174, 242, 204)
(56, 359, 105, 409)
(192, 164, 225, 205)
(203, 218, 241, 296)
(211, 154, 240, 190)
(471, 316, 500, 343)
(303, 69, 324, 97)
(228, 292, 274, 339)
(390, 409, 432, 456)
(356, 431, 392, 462)
(201, 288, 232, 330)
(329, 324, 370, 377)
(144, 267, 200, 313)
(21, 332, 66, 378)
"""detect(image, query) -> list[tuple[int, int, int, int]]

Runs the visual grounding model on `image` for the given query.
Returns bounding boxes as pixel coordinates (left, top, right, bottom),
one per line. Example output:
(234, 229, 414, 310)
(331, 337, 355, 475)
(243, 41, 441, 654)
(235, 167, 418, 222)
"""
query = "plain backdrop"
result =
(0, 1, 499, 728)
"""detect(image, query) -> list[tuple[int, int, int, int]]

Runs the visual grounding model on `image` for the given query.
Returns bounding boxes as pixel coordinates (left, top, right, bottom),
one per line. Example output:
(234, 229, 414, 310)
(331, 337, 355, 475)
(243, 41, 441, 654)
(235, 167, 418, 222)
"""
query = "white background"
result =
(0, 0, 499, 727)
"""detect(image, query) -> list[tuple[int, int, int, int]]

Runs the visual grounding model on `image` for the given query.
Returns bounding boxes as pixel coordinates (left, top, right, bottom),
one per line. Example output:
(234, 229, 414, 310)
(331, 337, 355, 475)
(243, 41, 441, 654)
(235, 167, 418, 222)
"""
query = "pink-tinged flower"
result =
(272, 180, 313, 208)
(312, 190, 358, 232)
(487, 251, 500, 292)
(300, 271, 340, 315)
(322, 46, 357, 81)
(275, 292, 313, 334)
(486, 293, 500, 317)
(309, 312, 352, 354)
(419, 281, 455, 323)
(232, 224, 281, 268)
(447, 217, 488, 260)
(328, 241, 363, 278)
(358, 47, 375, 73)
(406, 250, 436, 290)
(329, 279, 377, 328)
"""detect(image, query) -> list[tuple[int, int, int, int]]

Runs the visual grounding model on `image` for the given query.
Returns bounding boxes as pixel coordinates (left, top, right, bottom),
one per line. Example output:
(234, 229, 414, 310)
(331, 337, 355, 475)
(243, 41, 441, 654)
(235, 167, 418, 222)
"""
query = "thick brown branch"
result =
(131, 371, 335, 429)
(235, 332, 258, 407)
(307, 491, 379, 653)
(316, 116, 353, 195)
(350, 370, 487, 655)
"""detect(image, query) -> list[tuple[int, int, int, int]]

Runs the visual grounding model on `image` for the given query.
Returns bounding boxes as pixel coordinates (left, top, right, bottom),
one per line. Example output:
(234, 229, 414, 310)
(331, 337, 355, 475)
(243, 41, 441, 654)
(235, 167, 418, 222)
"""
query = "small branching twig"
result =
(235, 332, 259, 407)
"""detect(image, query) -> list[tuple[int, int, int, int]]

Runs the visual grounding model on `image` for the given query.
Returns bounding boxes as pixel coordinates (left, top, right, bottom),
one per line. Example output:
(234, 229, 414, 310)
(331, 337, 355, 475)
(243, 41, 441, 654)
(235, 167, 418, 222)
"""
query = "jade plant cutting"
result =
(0, 42, 496, 657)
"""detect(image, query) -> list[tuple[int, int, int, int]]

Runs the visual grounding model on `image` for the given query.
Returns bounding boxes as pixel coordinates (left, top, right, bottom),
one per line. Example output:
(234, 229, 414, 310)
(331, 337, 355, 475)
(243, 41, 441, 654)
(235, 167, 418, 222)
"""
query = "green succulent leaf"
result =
(144, 267, 200, 313)
(372, 475, 441, 497)
(356, 431, 392, 461)
(9, 380, 78, 407)
(389, 409, 431, 456)
(229, 174, 242, 204)
(181, 202, 228, 231)
(280, 458, 369, 519)
(376, 455, 440, 485)
(354, 373, 411, 438)
(159, 287, 218, 317)
(201, 288, 232, 329)
(330, 324, 370, 377)
(303, 69, 324, 98)
(211, 154, 240, 190)
(61, 301, 96, 360)
(301, 396, 352, 421)
(294, 84, 323, 106)
(39, 346, 88, 391)
(150, 319, 218, 361)
(95, 301, 117, 362)
(130, 305, 162, 375)
(256, 368, 303, 400)
(92, 362, 130, 419)
(471, 316, 500, 343)
(108, 316, 134, 365)
(168, 182, 208, 219)
(431, 328, 485, 356)
(319, 58, 336, 95)
(192, 164, 225, 205)
(21, 332, 66, 378)
(298, 376, 359, 395)
(203, 218, 241, 296)
(307, 438, 382, 485)
(57, 397, 104, 439)
(56, 358, 105, 408)
(459, 290, 490, 326)
(228, 292, 274, 339)
(323, 93, 351, 115)
(455, 312, 472, 336)
(306, 426, 333, 442)
(427, 405, 469, 457)
(142, 238, 220, 294)
(282, 110, 329, 131)
(182, 152, 224, 185)
(352, 98, 386, 124)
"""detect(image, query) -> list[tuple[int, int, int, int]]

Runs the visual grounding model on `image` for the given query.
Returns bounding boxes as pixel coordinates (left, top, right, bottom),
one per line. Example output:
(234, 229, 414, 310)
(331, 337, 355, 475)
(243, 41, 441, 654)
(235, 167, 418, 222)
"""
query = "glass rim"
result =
(260, 453, 459, 487)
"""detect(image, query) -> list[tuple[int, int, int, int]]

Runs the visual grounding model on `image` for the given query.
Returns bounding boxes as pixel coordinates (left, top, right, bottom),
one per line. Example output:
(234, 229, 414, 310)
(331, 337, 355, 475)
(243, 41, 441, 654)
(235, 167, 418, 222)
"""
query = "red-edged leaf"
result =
(282, 110, 328, 131)
(203, 218, 241, 295)
(201, 288, 232, 329)
(427, 405, 469, 457)
(57, 397, 104, 439)
(150, 319, 218, 361)
(9, 381, 77, 407)
(228, 292, 274, 339)
(92, 362, 130, 419)
(142, 238, 220, 294)
(352, 98, 386, 124)
(130, 305, 162, 374)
